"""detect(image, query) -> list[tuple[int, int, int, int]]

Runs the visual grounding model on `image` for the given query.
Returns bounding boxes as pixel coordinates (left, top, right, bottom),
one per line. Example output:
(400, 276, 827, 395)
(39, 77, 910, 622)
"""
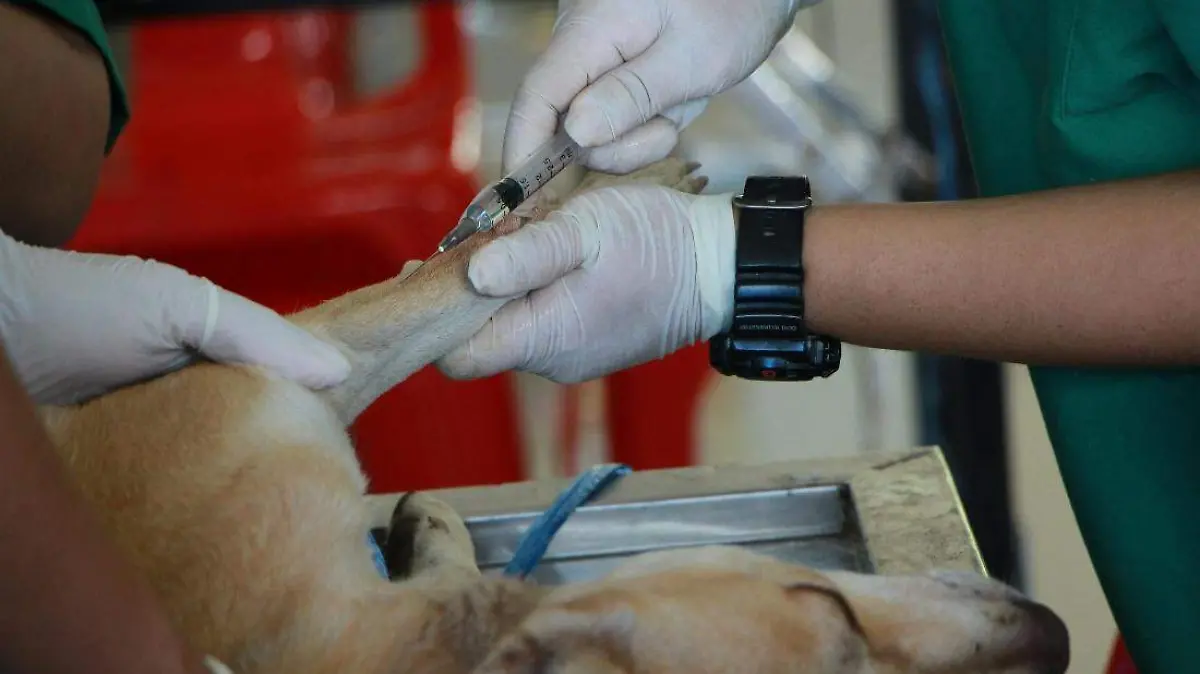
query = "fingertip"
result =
(565, 65, 649, 149)
(436, 345, 481, 381)
(563, 96, 615, 150)
(503, 89, 567, 172)
(296, 338, 353, 389)
(438, 331, 506, 381)
(437, 306, 526, 380)
(579, 120, 679, 174)
(207, 290, 353, 388)
(244, 325, 352, 389)
(466, 239, 517, 297)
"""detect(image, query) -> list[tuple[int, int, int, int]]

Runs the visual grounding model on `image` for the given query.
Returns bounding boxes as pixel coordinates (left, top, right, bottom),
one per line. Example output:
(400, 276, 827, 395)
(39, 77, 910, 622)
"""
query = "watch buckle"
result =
(732, 194, 813, 210)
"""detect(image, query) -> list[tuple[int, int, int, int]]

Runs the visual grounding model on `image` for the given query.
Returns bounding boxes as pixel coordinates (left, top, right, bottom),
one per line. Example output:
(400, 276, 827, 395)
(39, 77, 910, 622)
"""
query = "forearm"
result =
(0, 349, 208, 674)
(803, 170, 1200, 365)
(0, 2, 110, 247)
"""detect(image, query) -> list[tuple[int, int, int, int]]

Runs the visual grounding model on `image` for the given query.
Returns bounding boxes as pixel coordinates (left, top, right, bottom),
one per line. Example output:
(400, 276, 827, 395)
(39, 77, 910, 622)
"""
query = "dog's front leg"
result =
(383, 492, 480, 585)
(292, 158, 709, 424)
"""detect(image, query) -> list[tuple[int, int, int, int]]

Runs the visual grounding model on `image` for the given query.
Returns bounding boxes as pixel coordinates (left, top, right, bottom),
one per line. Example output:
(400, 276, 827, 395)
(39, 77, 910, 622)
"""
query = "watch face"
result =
(710, 335, 841, 381)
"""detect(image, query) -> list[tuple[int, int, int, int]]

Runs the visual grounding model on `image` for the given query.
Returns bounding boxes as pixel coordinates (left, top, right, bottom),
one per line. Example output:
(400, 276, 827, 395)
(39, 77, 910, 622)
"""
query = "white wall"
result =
(1006, 365, 1116, 673)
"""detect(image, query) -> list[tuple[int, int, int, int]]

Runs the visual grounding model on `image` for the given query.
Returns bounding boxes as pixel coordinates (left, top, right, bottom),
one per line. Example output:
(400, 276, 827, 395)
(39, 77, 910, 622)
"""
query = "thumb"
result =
(467, 209, 598, 297)
(502, 13, 642, 171)
(563, 35, 699, 149)
(176, 279, 351, 389)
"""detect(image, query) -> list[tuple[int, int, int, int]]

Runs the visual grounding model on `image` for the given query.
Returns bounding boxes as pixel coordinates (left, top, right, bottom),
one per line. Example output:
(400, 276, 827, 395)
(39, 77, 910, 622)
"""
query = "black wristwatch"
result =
(708, 176, 841, 381)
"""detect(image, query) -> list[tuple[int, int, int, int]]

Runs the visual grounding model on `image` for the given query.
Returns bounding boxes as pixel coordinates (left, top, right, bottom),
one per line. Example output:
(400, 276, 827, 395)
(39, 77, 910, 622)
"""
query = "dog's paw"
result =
(384, 492, 475, 580)
(574, 158, 709, 196)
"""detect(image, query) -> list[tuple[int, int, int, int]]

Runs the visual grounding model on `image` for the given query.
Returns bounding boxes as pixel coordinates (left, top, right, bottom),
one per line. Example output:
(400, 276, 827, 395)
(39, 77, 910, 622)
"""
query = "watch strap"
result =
(731, 177, 811, 340)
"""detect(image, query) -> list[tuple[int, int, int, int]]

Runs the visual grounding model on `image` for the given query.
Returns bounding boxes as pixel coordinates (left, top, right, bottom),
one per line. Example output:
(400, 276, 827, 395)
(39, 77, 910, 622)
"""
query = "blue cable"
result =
(370, 463, 632, 581)
(369, 533, 389, 578)
(503, 463, 631, 578)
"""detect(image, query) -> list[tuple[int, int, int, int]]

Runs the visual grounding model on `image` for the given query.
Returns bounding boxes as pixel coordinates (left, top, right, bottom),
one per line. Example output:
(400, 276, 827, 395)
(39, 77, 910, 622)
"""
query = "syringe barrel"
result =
(506, 129, 580, 200)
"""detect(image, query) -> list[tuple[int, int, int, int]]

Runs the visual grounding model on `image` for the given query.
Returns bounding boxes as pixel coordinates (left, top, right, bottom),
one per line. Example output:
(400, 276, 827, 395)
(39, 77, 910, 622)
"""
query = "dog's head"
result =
(470, 547, 1068, 674)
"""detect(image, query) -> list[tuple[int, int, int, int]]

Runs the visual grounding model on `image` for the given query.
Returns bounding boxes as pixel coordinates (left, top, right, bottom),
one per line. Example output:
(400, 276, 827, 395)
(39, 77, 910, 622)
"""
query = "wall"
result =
(1007, 365, 1116, 673)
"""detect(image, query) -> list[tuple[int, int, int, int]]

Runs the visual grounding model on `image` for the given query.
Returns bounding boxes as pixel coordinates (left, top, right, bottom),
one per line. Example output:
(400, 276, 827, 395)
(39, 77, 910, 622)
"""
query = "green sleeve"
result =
(10, 0, 129, 153)
(1151, 0, 1200, 78)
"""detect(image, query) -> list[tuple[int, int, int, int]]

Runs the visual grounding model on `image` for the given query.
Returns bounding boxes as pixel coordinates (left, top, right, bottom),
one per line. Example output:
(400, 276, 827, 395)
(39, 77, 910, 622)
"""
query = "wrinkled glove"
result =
(0, 232, 350, 405)
(503, 0, 816, 175)
(439, 186, 737, 384)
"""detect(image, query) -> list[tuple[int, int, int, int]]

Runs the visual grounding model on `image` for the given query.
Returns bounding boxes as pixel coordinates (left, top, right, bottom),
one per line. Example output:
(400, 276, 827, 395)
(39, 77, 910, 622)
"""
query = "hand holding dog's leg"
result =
(293, 159, 707, 424)
(291, 210, 531, 422)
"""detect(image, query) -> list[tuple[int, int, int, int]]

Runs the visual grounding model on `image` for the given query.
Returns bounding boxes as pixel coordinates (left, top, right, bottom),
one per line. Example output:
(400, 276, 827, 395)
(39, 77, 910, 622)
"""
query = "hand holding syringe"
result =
(437, 129, 581, 253)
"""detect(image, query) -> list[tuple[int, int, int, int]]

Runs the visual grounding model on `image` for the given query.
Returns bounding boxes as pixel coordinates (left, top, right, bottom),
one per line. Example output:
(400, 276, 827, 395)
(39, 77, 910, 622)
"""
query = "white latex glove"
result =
(503, 0, 815, 174)
(0, 232, 351, 405)
(439, 186, 737, 384)
(204, 656, 235, 674)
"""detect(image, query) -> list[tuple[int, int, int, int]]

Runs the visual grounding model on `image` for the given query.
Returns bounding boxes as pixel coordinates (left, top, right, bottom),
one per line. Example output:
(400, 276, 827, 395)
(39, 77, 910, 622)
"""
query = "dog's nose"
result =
(1010, 599, 1071, 674)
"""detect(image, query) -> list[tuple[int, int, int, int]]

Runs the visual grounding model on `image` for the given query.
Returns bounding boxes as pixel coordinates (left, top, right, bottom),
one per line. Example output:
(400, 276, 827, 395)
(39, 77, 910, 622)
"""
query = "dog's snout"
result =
(1010, 599, 1070, 673)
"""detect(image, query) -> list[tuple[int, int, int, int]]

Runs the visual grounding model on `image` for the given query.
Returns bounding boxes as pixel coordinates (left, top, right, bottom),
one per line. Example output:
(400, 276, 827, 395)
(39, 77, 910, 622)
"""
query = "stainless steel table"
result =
(368, 447, 985, 584)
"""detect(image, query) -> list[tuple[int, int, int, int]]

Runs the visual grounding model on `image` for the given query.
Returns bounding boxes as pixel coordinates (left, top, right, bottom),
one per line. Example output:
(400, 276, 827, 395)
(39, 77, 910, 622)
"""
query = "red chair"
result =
(69, 6, 523, 493)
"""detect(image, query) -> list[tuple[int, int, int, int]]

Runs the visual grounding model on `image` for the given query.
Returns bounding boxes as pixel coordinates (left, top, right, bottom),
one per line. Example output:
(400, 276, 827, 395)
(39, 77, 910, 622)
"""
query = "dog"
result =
(37, 158, 1069, 674)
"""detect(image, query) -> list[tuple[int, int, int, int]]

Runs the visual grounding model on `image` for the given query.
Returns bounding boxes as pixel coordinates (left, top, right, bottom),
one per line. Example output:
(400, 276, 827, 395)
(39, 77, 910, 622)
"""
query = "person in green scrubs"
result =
(0, 2, 347, 672)
(444, 1, 1200, 671)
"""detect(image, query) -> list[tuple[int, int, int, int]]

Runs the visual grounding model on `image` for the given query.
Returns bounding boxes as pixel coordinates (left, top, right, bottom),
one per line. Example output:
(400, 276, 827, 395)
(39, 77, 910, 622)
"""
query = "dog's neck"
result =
(347, 578, 548, 674)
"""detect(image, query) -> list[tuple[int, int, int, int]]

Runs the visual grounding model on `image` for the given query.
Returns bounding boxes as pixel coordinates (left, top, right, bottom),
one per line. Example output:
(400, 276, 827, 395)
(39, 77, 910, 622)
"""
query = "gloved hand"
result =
(0, 232, 351, 405)
(503, 0, 815, 175)
(438, 186, 737, 384)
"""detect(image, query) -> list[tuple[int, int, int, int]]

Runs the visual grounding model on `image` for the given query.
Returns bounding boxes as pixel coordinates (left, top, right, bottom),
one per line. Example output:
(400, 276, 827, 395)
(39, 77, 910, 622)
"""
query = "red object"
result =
(554, 344, 712, 475)
(69, 7, 523, 493)
(556, 383, 583, 476)
(606, 343, 712, 470)
(1106, 635, 1138, 674)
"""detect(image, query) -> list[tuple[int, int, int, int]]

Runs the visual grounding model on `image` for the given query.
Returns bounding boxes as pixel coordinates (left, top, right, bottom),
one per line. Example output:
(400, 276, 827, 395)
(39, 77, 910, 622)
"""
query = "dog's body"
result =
(37, 160, 1068, 674)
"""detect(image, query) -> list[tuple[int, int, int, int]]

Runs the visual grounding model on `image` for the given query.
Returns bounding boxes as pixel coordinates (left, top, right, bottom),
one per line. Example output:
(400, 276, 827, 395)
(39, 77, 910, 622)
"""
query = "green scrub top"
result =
(937, 2, 1200, 672)
(11, 0, 128, 152)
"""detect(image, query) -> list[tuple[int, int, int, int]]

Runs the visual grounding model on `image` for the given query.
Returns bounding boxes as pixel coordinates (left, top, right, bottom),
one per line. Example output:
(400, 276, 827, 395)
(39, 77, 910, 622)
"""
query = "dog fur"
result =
(35, 159, 1069, 674)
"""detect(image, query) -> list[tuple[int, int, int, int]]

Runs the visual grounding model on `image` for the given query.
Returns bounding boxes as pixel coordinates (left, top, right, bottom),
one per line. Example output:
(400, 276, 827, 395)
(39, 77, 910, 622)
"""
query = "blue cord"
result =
(369, 533, 389, 578)
(503, 463, 631, 578)
(370, 463, 632, 581)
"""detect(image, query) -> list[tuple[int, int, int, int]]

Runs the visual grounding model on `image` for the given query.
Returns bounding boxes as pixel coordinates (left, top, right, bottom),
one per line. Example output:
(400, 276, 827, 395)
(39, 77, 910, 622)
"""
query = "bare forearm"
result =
(0, 2, 110, 247)
(0, 350, 207, 674)
(804, 170, 1200, 365)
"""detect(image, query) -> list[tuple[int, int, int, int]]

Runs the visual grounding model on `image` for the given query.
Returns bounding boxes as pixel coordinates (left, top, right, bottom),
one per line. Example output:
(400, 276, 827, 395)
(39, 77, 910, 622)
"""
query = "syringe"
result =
(437, 128, 580, 253)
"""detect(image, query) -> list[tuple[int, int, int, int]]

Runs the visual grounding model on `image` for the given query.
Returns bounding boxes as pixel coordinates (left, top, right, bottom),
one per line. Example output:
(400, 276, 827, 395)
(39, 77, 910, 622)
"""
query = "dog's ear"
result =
(818, 571, 1071, 673)
(781, 581, 866, 639)
(471, 609, 634, 674)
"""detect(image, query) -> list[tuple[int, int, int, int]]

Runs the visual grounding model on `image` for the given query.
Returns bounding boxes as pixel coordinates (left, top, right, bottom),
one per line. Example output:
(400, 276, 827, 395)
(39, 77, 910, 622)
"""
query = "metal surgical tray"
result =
(368, 447, 985, 584)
